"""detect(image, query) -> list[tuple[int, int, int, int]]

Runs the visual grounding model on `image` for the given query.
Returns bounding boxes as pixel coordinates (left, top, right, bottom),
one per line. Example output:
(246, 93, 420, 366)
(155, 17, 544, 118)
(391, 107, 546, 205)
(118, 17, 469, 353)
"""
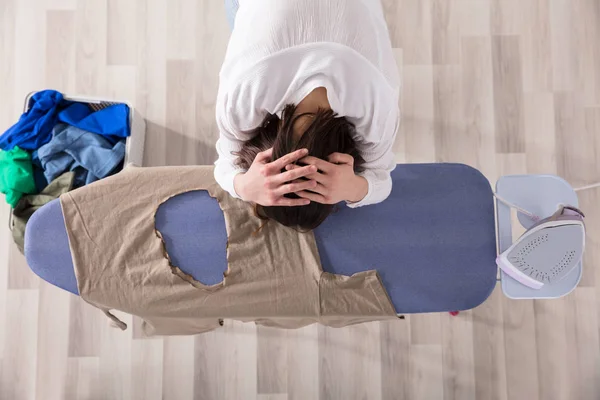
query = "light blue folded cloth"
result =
(36, 124, 125, 187)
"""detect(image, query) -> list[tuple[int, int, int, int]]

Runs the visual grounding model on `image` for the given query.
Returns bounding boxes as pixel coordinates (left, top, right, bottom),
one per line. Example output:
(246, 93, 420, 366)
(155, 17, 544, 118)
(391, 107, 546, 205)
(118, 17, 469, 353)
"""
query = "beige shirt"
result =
(60, 165, 397, 336)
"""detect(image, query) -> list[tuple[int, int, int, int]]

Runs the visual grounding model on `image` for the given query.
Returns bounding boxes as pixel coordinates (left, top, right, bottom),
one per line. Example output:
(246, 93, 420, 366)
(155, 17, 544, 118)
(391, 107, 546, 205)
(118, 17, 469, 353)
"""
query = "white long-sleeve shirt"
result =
(214, 0, 400, 207)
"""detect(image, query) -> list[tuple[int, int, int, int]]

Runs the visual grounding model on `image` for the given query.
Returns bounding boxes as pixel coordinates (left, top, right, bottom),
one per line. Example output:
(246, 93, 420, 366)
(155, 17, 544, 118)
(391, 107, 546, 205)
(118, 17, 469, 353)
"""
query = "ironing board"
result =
(24, 163, 498, 314)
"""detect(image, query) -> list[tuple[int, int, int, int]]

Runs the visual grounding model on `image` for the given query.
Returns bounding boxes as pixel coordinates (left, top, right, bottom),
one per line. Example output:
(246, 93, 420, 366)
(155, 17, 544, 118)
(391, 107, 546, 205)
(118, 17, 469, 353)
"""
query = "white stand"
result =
(496, 175, 582, 299)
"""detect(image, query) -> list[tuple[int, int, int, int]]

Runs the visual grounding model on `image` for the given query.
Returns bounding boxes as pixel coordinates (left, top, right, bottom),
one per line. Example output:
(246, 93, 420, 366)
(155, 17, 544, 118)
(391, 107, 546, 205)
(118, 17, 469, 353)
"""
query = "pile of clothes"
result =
(0, 90, 131, 253)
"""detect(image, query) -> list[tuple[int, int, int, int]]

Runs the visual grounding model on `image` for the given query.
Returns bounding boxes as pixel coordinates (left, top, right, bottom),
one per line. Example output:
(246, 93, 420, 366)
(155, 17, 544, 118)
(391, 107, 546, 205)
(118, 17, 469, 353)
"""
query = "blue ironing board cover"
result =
(24, 163, 497, 313)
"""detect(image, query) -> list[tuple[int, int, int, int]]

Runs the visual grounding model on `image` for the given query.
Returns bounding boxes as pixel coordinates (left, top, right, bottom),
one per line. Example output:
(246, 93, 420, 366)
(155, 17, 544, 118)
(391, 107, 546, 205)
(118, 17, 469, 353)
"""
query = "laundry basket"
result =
(7, 92, 146, 229)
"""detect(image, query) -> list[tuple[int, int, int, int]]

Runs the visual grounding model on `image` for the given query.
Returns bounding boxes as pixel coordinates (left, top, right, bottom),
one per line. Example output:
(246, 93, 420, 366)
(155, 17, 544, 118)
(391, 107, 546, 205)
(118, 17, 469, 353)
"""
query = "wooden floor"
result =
(1, 0, 599, 399)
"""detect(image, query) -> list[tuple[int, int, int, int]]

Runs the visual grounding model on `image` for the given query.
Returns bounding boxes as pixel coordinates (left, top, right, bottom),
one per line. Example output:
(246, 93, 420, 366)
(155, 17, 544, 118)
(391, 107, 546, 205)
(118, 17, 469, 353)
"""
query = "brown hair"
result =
(235, 104, 364, 231)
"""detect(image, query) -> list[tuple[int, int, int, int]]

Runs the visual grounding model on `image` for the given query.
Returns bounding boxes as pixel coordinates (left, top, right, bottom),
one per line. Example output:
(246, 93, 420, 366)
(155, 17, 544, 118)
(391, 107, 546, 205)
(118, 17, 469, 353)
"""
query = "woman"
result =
(215, 0, 400, 230)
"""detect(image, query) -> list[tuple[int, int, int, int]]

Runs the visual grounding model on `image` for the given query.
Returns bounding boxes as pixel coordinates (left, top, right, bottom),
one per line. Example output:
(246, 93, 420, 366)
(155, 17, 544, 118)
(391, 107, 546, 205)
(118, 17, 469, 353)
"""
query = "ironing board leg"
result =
(449, 311, 459, 316)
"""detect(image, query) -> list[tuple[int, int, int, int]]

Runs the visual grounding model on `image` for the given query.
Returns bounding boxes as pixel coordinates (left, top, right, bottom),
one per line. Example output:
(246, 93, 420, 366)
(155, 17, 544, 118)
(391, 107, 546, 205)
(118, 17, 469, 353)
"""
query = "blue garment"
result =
(31, 151, 49, 192)
(0, 89, 130, 151)
(0, 91, 64, 151)
(225, 0, 239, 29)
(58, 102, 130, 145)
(36, 124, 126, 187)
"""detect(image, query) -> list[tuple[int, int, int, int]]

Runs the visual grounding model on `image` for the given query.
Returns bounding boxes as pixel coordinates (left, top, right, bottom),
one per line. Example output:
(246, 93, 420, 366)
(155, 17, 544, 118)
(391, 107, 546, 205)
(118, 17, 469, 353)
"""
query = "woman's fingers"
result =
(273, 197, 311, 207)
(304, 182, 327, 195)
(270, 164, 317, 185)
(298, 156, 334, 173)
(284, 164, 327, 184)
(327, 152, 354, 165)
(255, 148, 274, 163)
(296, 190, 328, 204)
(262, 148, 309, 176)
(274, 179, 318, 196)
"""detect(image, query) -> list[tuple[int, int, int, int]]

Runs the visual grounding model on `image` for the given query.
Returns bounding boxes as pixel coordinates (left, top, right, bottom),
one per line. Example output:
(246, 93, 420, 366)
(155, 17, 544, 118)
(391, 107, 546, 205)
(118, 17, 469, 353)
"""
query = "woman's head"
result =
(235, 104, 364, 231)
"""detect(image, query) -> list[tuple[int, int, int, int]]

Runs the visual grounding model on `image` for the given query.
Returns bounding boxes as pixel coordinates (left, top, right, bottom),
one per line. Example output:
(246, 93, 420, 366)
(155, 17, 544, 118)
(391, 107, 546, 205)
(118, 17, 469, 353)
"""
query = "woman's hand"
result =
(286, 152, 368, 204)
(234, 148, 318, 206)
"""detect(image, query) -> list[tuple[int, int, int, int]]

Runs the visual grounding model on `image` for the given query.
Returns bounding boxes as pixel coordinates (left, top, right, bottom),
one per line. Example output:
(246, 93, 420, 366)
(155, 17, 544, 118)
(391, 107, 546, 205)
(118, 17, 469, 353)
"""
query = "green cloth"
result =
(0, 146, 37, 207)
(11, 172, 75, 254)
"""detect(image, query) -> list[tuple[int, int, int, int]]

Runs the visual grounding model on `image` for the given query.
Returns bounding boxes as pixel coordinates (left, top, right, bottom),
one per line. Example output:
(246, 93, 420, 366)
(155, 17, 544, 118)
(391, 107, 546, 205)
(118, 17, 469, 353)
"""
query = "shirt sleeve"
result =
(213, 90, 247, 199)
(346, 112, 399, 208)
